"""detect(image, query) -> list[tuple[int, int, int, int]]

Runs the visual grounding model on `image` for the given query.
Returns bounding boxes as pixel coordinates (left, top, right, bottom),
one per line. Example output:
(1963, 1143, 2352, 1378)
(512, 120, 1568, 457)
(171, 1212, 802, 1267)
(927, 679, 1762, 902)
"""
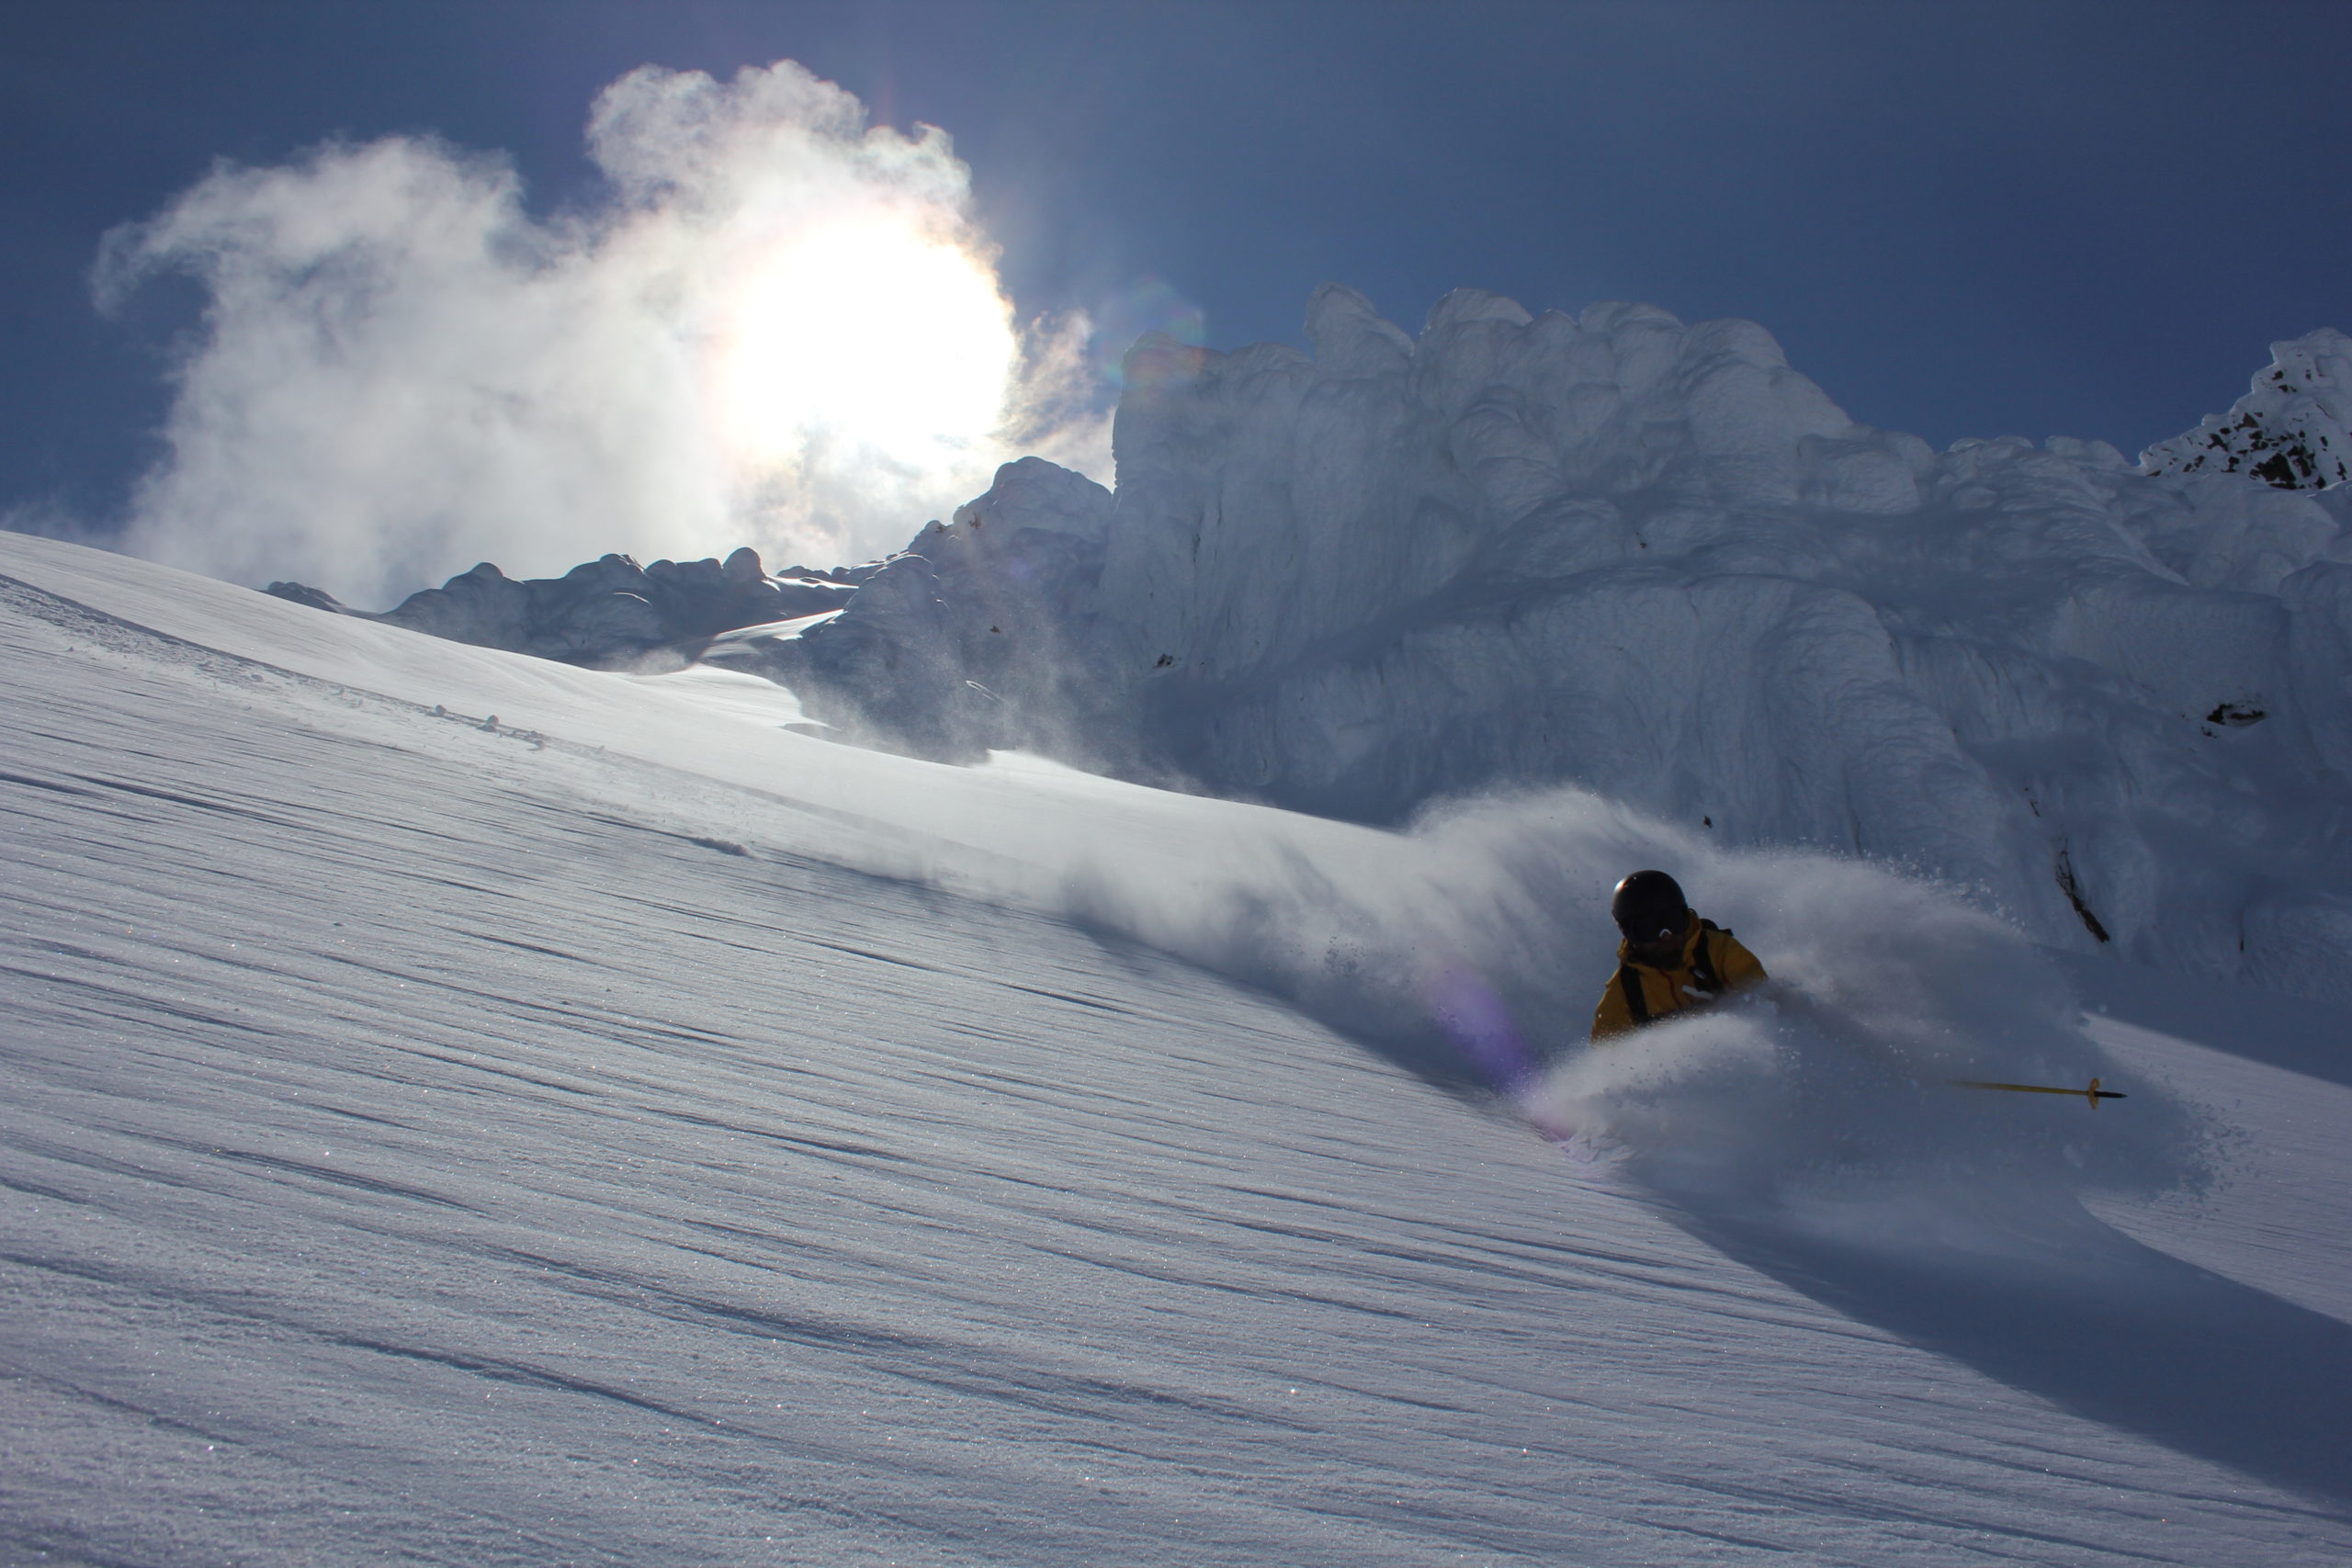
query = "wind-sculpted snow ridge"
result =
(786, 286, 2352, 1004)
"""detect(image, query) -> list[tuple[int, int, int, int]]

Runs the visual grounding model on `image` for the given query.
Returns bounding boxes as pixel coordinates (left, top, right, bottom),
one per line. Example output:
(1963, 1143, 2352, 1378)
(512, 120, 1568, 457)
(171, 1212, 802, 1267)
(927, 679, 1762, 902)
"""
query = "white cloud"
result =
(97, 60, 1110, 607)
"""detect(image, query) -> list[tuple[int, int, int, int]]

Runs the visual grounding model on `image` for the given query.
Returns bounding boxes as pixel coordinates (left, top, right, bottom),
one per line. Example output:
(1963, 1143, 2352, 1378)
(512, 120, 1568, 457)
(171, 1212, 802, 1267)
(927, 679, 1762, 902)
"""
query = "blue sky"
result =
(6, 0, 2349, 553)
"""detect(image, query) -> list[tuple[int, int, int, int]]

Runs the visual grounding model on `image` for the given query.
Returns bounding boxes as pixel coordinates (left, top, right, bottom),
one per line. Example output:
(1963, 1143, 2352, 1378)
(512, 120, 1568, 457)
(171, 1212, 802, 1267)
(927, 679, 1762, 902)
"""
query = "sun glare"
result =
(707, 216, 1018, 475)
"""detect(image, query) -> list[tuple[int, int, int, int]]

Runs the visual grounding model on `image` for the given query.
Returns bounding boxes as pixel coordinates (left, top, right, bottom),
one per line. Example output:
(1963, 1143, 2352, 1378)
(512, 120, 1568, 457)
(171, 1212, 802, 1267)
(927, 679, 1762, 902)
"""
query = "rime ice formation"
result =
(2143, 330, 2352, 490)
(775, 287, 2352, 1000)
(741, 457, 1114, 757)
(270, 547, 865, 666)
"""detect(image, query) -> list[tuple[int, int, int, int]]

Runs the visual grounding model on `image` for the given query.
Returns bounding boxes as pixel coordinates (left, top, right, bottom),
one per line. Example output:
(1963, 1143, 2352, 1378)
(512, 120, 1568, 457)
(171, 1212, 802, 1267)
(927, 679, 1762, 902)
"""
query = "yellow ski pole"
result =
(1948, 1075, 2126, 1110)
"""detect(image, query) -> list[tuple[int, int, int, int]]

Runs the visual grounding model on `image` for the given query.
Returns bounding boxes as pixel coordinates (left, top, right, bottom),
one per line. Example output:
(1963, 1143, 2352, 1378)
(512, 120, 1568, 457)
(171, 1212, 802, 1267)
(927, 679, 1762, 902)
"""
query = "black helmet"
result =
(1611, 870, 1689, 942)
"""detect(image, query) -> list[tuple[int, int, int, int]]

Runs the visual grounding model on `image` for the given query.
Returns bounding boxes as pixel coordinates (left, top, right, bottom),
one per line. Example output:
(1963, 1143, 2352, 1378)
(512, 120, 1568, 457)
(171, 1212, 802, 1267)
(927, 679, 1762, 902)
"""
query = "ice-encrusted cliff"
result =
(746, 457, 1114, 757)
(770, 285, 2352, 999)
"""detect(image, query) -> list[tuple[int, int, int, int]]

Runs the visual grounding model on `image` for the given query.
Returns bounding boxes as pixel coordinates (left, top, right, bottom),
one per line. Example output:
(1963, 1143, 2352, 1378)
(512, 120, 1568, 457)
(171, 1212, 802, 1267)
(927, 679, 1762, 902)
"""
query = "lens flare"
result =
(1425, 963, 1537, 1093)
(1092, 276, 1207, 386)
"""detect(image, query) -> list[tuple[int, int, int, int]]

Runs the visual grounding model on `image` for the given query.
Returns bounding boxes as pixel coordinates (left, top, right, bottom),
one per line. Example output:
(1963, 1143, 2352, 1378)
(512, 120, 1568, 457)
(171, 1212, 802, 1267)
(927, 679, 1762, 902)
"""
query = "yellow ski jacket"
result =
(1590, 918, 1767, 1041)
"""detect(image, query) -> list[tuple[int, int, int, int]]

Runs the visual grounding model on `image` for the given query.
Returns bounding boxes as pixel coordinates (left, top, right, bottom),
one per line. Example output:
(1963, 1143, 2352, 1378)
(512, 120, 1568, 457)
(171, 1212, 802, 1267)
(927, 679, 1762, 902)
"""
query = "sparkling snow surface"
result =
(3, 532, 2349, 1566)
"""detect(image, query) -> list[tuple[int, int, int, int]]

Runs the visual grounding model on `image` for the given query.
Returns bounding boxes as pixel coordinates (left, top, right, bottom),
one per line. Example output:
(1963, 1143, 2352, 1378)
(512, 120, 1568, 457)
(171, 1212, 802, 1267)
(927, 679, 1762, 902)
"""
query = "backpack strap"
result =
(1616, 964, 1650, 1026)
(1687, 919, 1724, 999)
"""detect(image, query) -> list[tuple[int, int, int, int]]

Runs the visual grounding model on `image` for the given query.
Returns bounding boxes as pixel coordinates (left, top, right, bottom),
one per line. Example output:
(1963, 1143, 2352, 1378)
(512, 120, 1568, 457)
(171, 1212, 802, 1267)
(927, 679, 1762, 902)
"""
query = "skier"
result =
(1590, 870, 1766, 1041)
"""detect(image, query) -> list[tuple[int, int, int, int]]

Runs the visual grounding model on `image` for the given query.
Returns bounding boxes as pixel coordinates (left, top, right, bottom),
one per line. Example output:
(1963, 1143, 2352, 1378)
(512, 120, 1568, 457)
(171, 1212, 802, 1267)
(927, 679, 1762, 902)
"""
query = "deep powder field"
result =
(4, 533, 2349, 1565)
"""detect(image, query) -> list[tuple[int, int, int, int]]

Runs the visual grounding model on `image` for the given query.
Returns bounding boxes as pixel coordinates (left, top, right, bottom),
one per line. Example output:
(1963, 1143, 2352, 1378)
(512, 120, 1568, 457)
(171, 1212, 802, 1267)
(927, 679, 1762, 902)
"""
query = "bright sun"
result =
(707, 215, 1019, 474)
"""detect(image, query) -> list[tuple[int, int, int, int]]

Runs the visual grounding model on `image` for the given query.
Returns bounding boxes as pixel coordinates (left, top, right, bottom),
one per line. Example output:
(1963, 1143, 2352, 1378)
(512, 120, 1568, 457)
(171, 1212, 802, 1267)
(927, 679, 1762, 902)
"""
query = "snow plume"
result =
(1055, 784, 2211, 1224)
(96, 61, 1109, 607)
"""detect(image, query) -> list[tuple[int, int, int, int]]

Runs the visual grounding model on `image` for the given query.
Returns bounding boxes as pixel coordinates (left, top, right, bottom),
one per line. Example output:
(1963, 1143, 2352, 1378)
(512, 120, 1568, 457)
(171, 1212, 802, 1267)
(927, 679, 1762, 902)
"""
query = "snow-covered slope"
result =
(773, 288, 2352, 1004)
(5, 533, 2349, 1564)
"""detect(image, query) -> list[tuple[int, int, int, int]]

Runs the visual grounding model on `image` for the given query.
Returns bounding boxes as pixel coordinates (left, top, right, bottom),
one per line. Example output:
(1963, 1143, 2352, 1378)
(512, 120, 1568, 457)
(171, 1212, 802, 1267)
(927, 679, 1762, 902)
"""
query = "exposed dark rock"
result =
(2206, 701, 2267, 727)
(2143, 329, 2352, 490)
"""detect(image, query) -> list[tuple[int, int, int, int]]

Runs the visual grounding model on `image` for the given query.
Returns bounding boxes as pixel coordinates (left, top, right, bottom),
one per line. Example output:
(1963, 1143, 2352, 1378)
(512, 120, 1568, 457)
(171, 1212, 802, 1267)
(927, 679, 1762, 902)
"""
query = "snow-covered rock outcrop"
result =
(270, 547, 863, 667)
(787, 287, 2352, 1000)
(2142, 330, 2352, 491)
